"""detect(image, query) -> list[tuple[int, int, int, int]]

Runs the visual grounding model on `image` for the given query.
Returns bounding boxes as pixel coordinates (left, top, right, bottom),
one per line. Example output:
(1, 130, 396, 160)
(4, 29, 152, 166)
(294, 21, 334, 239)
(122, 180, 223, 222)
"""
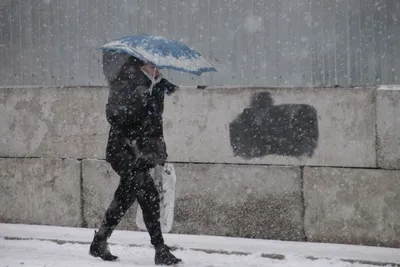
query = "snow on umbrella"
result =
(99, 34, 217, 76)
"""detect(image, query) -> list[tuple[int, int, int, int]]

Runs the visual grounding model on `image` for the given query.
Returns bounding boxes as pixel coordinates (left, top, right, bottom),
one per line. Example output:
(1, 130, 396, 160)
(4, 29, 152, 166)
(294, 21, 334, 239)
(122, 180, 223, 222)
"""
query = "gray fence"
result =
(0, 0, 399, 87)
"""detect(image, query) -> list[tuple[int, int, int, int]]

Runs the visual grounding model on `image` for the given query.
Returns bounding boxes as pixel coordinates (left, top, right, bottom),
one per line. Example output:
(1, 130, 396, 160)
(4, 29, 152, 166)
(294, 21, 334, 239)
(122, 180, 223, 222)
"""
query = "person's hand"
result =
(160, 78, 179, 95)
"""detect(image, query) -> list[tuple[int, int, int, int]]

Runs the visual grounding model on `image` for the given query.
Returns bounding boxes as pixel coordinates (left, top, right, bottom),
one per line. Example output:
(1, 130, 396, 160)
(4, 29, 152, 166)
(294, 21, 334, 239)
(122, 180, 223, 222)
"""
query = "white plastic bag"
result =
(136, 163, 177, 233)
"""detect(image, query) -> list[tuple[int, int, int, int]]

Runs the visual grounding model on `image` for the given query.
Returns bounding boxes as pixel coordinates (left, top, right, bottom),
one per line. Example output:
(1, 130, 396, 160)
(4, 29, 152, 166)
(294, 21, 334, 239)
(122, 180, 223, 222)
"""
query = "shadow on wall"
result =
(229, 92, 319, 159)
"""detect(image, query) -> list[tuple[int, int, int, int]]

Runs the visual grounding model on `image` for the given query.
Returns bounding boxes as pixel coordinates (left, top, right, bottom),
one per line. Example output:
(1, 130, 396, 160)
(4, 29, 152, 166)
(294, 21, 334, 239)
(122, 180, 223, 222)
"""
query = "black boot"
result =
(154, 244, 182, 265)
(89, 231, 118, 261)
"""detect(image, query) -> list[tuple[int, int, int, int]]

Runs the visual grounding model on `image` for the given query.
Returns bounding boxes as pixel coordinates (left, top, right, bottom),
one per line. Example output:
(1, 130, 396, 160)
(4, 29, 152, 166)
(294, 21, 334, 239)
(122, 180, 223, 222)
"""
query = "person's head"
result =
(141, 62, 160, 79)
(102, 50, 161, 85)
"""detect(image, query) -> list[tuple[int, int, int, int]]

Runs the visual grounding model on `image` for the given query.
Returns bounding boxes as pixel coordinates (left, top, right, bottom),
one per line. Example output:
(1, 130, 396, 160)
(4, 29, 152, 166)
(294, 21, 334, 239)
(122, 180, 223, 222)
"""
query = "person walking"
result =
(89, 50, 182, 266)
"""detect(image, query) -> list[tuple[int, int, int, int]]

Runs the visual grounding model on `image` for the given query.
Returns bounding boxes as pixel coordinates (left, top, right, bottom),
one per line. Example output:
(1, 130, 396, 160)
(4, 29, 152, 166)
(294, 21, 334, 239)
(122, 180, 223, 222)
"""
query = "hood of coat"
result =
(102, 50, 178, 96)
(102, 50, 153, 87)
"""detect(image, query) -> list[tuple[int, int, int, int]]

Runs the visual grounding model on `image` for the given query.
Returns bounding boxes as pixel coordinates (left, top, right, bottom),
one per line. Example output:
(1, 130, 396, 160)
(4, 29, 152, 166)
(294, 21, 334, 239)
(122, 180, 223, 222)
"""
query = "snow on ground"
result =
(0, 223, 399, 267)
(1, 238, 382, 267)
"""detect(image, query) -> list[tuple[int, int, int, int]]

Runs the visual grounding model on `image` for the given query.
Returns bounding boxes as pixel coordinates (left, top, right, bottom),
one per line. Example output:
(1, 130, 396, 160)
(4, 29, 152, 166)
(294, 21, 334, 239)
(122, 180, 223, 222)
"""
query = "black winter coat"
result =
(102, 51, 178, 170)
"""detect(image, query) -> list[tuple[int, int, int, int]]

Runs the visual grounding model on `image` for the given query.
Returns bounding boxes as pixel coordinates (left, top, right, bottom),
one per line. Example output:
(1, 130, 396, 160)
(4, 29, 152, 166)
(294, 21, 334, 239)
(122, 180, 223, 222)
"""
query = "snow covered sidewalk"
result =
(0, 223, 399, 267)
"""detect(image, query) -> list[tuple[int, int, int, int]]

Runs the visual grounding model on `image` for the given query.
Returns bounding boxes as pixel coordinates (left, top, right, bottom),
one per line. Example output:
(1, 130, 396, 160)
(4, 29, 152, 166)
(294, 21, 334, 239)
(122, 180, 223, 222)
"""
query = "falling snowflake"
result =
(244, 14, 263, 33)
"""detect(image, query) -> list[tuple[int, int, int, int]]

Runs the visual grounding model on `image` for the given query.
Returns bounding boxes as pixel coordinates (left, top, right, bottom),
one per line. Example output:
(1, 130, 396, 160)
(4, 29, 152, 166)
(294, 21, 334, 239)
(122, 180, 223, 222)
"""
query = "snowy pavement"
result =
(0, 224, 399, 267)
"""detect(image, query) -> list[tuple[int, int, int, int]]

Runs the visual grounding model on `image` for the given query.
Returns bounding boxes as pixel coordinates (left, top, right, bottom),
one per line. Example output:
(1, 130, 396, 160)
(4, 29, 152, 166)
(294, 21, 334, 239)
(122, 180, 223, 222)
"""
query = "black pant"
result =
(96, 163, 164, 247)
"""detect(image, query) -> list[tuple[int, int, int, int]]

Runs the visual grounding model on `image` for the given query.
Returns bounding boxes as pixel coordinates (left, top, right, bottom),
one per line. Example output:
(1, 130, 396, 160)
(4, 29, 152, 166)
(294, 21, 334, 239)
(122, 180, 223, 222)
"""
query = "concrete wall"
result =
(0, 158, 81, 227)
(0, 85, 376, 167)
(376, 86, 400, 169)
(83, 160, 304, 240)
(164, 86, 376, 167)
(0, 86, 109, 158)
(304, 167, 400, 248)
(1, 85, 400, 248)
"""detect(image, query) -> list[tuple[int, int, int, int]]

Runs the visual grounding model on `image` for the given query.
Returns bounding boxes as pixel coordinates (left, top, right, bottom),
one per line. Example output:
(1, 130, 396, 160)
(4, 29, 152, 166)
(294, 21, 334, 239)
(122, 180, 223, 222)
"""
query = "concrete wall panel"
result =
(0, 158, 81, 227)
(82, 159, 304, 240)
(164, 87, 376, 168)
(304, 167, 400, 248)
(377, 85, 400, 169)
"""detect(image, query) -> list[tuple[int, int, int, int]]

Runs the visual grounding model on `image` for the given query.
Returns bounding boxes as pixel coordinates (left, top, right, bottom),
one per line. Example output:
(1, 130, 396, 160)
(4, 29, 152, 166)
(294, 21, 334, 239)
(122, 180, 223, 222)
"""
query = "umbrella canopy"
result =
(100, 34, 217, 76)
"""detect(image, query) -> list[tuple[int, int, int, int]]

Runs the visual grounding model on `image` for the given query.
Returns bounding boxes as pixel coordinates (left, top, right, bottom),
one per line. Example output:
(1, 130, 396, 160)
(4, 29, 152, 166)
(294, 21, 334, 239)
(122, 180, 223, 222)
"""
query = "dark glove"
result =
(158, 78, 179, 95)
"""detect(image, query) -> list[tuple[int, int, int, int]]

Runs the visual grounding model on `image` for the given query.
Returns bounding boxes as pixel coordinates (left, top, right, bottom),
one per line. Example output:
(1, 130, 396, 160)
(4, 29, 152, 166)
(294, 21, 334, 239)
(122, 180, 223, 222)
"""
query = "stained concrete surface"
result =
(304, 167, 400, 248)
(0, 158, 81, 227)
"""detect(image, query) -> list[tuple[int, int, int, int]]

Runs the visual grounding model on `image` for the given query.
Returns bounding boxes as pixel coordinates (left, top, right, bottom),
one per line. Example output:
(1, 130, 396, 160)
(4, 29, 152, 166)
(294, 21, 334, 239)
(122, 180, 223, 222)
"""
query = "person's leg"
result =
(90, 164, 181, 265)
(89, 169, 138, 261)
(96, 178, 137, 238)
(135, 169, 164, 247)
(135, 168, 182, 265)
